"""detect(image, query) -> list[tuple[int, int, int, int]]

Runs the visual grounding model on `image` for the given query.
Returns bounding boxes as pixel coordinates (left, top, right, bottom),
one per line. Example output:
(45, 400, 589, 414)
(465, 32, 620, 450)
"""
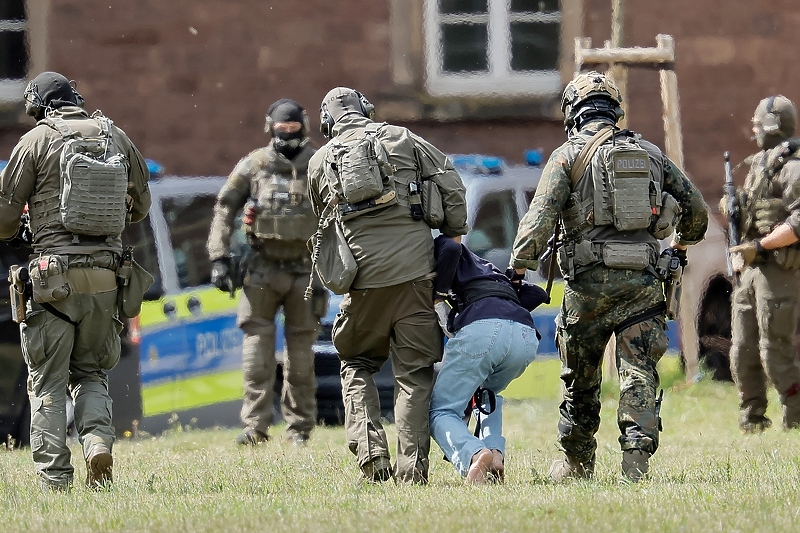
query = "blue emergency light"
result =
(146, 158, 164, 177)
(525, 149, 544, 167)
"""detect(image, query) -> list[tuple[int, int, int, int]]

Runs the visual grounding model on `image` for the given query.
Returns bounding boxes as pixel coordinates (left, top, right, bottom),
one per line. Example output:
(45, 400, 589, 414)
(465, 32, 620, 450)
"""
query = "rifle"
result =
(539, 217, 562, 304)
(723, 151, 740, 278)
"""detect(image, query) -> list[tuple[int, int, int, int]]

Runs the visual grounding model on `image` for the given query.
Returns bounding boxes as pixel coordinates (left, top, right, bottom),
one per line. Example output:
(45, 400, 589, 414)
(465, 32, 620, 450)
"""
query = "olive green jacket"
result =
(307, 115, 468, 289)
(0, 106, 151, 254)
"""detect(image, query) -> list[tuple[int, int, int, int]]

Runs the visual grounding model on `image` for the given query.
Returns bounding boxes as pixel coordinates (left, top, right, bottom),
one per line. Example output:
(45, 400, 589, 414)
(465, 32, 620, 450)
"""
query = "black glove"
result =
(3, 214, 33, 249)
(505, 267, 525, 284)
(210, 258, 234, 293)
(672, 248, 688, 267)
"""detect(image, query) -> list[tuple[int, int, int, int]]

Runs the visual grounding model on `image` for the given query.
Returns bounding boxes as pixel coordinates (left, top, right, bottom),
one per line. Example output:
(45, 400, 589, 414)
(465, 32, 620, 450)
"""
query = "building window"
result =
(424, 0, 561, 97)
(0, 0, 27, 104)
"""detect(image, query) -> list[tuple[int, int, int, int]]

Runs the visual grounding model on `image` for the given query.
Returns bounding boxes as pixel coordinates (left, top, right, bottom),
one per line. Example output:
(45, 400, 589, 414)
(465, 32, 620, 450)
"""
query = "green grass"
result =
(1, 359, 799, 533)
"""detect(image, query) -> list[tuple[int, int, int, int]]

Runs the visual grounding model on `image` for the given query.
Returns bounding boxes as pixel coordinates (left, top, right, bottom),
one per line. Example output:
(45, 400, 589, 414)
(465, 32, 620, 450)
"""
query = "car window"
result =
(466, 189, 519, 256)
(162, 194, 217, 290)
(122, 215, 162, 299)
(524, 188, 536, 208)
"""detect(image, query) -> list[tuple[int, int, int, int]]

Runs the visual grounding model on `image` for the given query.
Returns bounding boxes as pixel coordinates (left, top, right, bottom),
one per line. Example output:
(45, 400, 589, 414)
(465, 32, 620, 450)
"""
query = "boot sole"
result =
(87, 452, 113, 489)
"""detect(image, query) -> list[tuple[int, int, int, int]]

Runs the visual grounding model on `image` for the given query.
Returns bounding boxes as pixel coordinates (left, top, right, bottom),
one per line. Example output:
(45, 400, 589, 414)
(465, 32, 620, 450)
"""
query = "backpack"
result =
(327, 122, 392, 204)
(45, 113, 129, 237)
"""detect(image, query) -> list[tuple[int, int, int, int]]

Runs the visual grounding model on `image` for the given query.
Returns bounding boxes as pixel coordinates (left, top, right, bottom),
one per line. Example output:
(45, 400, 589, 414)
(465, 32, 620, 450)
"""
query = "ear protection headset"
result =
(761, 96, 780, 134)
(319, 89, 375, 138)
(23, 79, 84, 119)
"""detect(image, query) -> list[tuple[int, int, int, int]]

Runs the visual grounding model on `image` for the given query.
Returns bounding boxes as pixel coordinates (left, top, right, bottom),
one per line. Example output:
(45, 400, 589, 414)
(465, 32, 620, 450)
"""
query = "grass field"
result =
(2, 356, 799, 533)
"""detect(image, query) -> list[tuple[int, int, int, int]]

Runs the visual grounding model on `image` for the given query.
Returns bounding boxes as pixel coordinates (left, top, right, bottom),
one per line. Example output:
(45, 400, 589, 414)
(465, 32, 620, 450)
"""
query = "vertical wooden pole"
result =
(609, 0, 628, 129)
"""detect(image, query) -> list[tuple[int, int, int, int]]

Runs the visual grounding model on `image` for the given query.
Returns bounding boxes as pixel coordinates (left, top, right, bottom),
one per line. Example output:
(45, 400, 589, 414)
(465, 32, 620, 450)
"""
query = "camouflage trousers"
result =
(730, 262, 800, 429)
(22, 273, 120, 488)
(332, 277, 442, 484)
(237, 260, 321, 439)
(556, 267, 668, 462)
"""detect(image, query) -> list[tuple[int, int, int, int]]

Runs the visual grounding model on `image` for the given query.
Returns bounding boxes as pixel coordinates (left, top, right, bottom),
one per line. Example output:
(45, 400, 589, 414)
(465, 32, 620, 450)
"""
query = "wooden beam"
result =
(575, 34, 675, 69)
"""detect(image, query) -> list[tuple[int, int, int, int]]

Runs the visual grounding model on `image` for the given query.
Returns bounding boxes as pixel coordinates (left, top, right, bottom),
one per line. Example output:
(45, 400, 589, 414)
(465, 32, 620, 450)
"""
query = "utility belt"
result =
(460, 279, 520, 310)
(27, 254, 119, 304)
(559, 239, 659, 280)
(339, 189, 397, 221)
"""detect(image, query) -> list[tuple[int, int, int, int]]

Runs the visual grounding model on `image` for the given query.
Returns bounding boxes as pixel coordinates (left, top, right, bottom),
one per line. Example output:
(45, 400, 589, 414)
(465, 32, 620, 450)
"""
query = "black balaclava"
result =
(267, 99, 308, 160)
(24, 71, 81, 121)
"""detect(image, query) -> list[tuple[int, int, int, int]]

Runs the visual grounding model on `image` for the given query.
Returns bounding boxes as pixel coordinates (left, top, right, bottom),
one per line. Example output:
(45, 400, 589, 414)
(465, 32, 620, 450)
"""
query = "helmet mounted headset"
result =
(319, 87, 375, 139)
(23, 71, 84, 121)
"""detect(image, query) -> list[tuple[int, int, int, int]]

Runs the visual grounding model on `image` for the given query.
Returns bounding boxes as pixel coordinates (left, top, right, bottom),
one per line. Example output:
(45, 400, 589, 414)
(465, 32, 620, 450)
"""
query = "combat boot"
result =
(86, 445, 113, 490)
(361, 455, 393, 483)
(621, 450, 651, 483)
(235, 428, 269, 446)
(739, 415, 772, 434)
(549, 454, 594, 482)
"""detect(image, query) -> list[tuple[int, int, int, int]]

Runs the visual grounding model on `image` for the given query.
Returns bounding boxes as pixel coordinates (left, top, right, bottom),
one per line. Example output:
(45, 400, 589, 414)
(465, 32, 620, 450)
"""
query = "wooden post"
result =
(609, 0, 628, 129)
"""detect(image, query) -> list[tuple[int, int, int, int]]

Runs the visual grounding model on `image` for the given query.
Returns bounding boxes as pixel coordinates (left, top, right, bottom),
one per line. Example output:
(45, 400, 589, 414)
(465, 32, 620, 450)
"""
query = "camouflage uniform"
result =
(307, 111, 467, 483)
(0, 105, 150, 490)
(208, 143, 321, 443)
(730, 142, 800, 430)
(511, 120, 708, 466)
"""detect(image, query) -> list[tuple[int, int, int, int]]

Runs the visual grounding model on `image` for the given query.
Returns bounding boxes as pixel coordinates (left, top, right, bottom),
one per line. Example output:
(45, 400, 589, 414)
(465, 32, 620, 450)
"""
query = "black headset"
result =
(23, 79, 84, 119)
(761, 96, 780, 134)
(319, 89, 375, 138)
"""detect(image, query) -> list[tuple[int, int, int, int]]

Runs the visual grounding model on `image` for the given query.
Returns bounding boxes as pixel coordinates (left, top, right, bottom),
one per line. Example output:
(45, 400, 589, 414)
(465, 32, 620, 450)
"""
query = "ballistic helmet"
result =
(753, 95, 796, 149)
(23, 71, 84, 121)
(561, 71, 624, 133)
(319, 87, 375, 138)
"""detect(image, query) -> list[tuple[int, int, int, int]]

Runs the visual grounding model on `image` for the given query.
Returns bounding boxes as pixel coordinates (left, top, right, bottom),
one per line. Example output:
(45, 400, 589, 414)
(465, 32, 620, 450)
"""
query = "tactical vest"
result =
(742, 142, 800, 269)
(29, 113, 129, 247)
(558, 129, 665, 278)
(250, 171, 318, 243)
(323, 122, 398, 221)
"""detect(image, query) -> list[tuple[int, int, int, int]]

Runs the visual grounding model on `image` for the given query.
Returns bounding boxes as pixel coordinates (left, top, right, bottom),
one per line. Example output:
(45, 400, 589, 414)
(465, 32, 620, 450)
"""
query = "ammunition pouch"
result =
(559, 240, 657, 279)
(774, 245, 800, 270)
(28, 255, 71, 303)
(753, 197, 788, 235)
(649, 192, 681, 240)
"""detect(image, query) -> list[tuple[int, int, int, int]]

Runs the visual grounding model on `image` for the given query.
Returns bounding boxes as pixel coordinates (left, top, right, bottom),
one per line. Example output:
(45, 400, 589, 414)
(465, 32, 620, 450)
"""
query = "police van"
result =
(116, 173, 397, 435)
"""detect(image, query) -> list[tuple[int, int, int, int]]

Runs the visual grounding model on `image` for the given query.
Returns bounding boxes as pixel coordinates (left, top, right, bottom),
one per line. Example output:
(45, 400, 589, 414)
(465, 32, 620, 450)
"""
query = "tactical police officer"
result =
(0, 71, 151, 491)
(724, 95, 800, 432)
(208, 99, 324, 446)
(511, 72, 708, 482)
(307, 87, 468, 483)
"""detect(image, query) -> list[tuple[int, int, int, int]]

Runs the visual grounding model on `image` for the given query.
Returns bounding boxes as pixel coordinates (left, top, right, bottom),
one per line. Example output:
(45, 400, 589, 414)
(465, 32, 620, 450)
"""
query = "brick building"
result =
(0, 0, 797, 201)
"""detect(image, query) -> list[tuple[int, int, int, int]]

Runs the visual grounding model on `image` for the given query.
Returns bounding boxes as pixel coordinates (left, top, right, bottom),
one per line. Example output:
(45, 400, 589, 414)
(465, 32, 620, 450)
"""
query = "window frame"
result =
(0, 13, 28, 104)
(424, 0, 562, 97)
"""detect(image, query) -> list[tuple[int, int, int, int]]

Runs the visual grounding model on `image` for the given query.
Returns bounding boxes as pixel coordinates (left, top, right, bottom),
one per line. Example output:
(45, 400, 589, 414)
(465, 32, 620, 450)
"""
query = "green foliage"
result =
(0, 364, 796, 533)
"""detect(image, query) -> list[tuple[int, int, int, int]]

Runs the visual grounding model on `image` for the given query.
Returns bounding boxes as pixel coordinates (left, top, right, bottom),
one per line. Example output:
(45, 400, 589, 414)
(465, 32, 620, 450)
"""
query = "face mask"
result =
(273, 130, 307, 159)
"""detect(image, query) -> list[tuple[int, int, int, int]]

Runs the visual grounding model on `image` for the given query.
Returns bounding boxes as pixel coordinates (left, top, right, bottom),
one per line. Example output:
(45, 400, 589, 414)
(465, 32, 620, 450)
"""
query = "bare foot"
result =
(466, 448, 493, 485)
(490, 449, 505, 483)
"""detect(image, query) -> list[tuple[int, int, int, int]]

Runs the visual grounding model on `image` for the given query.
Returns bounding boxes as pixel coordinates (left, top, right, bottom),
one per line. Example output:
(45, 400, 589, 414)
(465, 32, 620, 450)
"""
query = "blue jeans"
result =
(430, 319, 539, 476)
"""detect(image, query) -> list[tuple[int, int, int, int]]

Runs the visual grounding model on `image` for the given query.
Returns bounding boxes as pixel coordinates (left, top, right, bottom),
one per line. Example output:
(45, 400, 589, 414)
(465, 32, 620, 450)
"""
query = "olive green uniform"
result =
(208, 144, 321, 441)
(730, 143, 800, 429)
(307, 114, 467, 483)
(512, 121, 708, 463)
(0, 106, 151, 489)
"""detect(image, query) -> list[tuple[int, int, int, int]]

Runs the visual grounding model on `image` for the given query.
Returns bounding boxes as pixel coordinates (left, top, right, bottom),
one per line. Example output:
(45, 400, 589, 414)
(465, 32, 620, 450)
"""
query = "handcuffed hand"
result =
(211, 258, 234, 293)
(729, 240, 764, 272)
(434, 300, 454, 339)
